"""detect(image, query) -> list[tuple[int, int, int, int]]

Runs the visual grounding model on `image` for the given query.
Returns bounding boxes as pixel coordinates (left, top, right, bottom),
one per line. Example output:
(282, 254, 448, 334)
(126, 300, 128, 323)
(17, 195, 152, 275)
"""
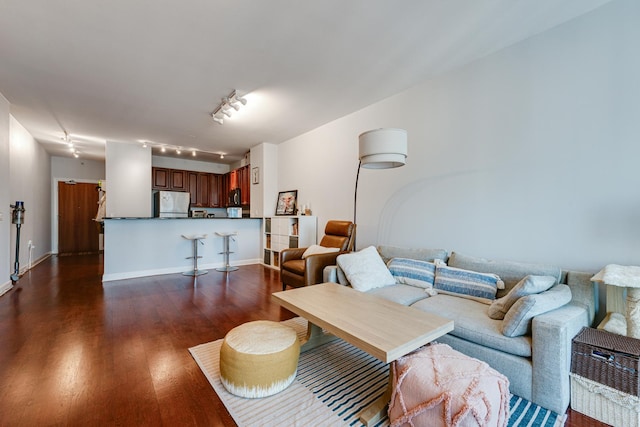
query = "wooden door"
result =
(58, 182, 100, 255)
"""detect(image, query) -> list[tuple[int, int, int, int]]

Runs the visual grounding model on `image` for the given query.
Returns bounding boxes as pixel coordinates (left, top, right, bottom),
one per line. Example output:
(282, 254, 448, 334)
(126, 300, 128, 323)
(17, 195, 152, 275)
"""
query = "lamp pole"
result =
(352, 128, 408, 252)
(353, 160, 362, 251)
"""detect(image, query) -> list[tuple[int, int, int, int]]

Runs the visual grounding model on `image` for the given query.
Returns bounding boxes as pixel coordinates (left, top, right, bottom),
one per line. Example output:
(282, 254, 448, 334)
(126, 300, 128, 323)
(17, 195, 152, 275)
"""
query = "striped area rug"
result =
(189, 318, 566, 427)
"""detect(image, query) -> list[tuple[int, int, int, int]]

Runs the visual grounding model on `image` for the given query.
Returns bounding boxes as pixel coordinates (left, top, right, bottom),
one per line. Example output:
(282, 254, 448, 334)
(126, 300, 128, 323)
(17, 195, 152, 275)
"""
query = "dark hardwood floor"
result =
(0, 254, 606, 426)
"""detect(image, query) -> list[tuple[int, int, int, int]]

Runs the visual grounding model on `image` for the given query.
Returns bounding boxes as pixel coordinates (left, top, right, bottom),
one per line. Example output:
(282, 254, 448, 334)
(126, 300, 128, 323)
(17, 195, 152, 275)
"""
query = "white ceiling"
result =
(0, 0, 612, 163)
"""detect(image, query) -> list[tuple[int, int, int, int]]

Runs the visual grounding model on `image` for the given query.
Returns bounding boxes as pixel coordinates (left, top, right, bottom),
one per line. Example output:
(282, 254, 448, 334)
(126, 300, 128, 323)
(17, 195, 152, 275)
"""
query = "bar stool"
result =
(216, 231, 238, 272)
(181, 234, 208, 276)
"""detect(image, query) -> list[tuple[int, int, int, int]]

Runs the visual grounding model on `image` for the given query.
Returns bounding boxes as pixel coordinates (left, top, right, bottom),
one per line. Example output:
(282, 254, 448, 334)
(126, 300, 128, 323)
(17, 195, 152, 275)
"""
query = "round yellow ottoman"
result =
(219, 320, 300, 398)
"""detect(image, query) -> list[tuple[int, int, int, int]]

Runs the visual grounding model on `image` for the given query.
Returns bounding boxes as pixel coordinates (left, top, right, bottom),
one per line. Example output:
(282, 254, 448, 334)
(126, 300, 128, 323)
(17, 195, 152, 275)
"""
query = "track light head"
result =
(211, 111, 224, 125)
(224, 97, 240, 111)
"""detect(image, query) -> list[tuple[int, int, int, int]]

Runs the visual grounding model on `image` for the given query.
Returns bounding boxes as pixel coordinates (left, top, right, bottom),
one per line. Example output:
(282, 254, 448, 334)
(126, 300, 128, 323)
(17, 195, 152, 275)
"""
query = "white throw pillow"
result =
(301, 244, 340, 259)
(337, 246, 396, 292)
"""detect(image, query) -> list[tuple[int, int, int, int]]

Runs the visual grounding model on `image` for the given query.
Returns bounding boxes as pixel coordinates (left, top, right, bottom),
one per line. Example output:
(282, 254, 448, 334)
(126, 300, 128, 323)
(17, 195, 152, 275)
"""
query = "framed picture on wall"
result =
(252, 167, 259, 184)
(275, 190, 297, 216)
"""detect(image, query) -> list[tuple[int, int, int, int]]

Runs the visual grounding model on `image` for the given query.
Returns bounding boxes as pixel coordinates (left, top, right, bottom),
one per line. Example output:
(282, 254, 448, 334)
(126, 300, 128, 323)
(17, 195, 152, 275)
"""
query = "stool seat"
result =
(219, 320, 300, 398)
(181, 234, 208, 276)
(216, 231, 238, 272)
(389, 343, 510, 427)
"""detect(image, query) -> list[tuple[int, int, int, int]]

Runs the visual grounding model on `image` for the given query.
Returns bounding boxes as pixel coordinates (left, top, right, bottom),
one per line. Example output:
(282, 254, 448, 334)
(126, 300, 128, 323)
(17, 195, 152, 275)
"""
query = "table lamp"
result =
(353, 128, 408, 250)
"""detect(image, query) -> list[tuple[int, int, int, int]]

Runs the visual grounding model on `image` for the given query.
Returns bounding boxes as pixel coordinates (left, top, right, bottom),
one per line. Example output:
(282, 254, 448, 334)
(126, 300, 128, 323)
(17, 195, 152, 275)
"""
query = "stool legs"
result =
(183, 238, 208, 276)
(216, 234, 238, 272)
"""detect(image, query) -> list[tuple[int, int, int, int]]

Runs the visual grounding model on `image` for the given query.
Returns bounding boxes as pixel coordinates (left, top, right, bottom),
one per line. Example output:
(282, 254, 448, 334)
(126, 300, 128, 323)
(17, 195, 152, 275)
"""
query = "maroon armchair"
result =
(280, 220, 355, 291)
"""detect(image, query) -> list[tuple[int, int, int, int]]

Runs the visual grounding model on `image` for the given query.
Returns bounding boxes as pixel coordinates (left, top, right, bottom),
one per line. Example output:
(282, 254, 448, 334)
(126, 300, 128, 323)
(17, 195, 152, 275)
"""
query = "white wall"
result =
(0, 94, 10, 294)
(9, 116, 52, 271)
(249, 143, 278, 218)
(51, 156, 105, 180)
(151, 155, 230, 174)
(105, 141, 152, 217)
(277, 0, 640, 272)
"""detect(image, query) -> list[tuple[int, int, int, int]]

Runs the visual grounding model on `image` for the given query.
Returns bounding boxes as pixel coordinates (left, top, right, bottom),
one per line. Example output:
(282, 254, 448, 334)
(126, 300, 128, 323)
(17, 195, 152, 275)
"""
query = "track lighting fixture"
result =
(210, 89, 248, 125)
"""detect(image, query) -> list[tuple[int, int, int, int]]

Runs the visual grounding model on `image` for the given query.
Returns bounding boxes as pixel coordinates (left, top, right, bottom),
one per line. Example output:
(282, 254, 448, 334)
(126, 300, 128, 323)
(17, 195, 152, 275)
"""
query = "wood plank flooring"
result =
(0, 254, 606, 426)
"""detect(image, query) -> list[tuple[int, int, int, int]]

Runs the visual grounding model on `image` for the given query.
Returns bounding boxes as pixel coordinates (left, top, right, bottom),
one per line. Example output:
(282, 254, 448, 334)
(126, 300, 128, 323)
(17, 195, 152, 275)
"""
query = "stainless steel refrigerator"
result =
(154, 191, 190, 218)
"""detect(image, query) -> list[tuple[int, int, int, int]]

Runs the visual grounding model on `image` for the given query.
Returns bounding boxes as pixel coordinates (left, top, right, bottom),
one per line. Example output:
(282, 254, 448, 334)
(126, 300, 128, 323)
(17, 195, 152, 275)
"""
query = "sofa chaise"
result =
(324, 245, 597, 414)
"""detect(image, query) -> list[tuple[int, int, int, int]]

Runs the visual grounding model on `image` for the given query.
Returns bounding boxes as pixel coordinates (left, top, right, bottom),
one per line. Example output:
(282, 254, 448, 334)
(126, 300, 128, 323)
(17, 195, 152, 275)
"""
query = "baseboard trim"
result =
(0, 281, 13, 297)
(19, 252, 53, 275)
(102, 258, 262, 284)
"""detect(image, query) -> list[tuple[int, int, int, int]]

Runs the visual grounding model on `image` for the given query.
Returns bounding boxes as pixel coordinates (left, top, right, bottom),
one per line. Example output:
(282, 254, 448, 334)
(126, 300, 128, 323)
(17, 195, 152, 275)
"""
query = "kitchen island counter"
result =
(104, 216, 252, 220)
(103, 217, 261, 282)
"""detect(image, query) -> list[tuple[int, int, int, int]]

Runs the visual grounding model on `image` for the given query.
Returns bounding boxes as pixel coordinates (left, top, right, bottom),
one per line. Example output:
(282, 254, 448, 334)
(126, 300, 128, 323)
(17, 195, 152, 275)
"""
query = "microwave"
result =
(228, 188, 241, 206)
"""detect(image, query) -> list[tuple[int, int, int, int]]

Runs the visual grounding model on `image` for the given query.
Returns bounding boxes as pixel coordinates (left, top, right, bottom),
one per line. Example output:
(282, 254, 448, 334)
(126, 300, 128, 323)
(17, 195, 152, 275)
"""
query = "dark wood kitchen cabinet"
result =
(152, 167, 170, 190)
(238, 165, 250, 206)
(169, 169, 187, 191)
(186, 172, 210, 207)
(208, 174, 225, 208)
(225, 165, 250, 206)
(153, 166, 249, 208)
(152, 167, 187, 191)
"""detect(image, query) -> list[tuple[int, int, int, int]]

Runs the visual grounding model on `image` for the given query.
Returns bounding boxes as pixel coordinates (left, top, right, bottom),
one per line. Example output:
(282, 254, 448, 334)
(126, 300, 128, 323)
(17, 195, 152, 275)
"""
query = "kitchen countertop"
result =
(103, 216, 257, 220)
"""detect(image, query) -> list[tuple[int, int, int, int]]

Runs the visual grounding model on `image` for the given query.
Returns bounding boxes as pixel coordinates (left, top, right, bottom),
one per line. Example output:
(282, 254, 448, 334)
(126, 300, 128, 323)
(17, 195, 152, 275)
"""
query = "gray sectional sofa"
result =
(324, 245, 597, 414)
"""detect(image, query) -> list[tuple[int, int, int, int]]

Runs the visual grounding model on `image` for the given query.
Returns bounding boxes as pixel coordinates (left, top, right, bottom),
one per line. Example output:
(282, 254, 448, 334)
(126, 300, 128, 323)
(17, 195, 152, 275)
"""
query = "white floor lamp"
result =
(353, 128, 408, 250)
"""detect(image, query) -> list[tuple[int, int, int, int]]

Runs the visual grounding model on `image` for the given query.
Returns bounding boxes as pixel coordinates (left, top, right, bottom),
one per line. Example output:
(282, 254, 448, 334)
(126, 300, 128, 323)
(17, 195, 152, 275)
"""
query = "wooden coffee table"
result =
(272, 282, 454, 425)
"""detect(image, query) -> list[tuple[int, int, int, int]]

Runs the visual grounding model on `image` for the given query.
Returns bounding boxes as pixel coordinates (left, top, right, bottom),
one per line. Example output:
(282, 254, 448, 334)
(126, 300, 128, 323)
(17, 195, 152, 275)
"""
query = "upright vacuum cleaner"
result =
(10, 201, 25, 283)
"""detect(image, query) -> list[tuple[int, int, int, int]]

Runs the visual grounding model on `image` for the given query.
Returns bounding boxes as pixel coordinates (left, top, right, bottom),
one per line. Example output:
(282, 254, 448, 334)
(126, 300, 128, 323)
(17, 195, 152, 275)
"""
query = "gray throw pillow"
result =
(488, 275, 557, 320)
(502, 284, 572, 337)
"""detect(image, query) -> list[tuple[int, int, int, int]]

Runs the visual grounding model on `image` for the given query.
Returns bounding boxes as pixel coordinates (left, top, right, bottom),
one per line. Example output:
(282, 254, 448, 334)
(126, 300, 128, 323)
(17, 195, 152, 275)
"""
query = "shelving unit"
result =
(263, 216, 317, 269)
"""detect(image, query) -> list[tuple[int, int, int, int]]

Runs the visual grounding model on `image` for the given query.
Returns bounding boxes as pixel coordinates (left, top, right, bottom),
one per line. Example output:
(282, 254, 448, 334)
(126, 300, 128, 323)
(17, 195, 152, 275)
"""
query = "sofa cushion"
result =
(448, 252, 562, 298)
(367, 284, 432, 306)
(337, 246, 395, 292)
(488, 275, 557, 320)
(412, 295, 532, 357)
(434, 263, 504, 304)
(377, 245, 448, 264)
(502, 284, 573, 337)
(387, 258, 437, 290)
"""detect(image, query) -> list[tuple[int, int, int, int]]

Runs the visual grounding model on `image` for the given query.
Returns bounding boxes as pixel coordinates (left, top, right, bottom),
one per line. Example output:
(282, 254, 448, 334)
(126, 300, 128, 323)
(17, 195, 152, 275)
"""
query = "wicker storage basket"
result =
(571, 326, 640, 396)
(571, 373, 640, 427)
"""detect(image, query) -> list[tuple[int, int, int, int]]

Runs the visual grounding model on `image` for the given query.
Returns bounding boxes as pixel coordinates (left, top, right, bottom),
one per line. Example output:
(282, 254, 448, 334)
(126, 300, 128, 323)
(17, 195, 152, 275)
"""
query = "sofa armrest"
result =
(280, 247, 307, 264)
(324, 265, 339, 283)
(531, 303, 590, 414)
(304, 252, 342, 286)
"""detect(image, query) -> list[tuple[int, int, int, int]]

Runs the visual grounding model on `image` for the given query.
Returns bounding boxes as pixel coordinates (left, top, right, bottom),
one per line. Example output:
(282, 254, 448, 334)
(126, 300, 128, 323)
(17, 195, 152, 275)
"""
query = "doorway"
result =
(58, 181, 100, 255)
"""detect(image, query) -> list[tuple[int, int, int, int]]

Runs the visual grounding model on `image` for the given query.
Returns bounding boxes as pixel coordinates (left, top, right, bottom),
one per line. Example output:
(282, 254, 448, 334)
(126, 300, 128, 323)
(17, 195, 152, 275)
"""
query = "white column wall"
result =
(9, 116, 52, 272)
(277, 0, 640, 272)
(0, 94, 10, 294)
(105, 141, 152, 217)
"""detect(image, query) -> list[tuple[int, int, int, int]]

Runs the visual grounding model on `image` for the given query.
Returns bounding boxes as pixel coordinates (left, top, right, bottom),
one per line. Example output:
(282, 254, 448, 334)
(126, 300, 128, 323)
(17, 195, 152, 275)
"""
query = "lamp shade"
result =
(358, 128, 407, 169)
